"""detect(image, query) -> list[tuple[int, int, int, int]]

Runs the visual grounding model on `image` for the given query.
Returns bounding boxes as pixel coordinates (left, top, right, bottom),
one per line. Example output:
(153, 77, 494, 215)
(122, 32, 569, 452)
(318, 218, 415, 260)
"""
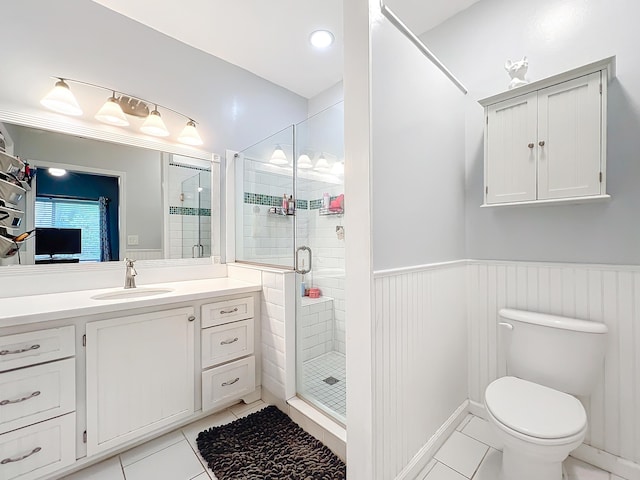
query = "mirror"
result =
(0, 121, 220, 267)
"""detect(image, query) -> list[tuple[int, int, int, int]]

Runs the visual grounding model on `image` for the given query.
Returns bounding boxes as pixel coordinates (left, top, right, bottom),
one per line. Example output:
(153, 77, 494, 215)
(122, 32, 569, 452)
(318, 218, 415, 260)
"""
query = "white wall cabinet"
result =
(85, 307, 195, 455)
(480, 57, 614, 206)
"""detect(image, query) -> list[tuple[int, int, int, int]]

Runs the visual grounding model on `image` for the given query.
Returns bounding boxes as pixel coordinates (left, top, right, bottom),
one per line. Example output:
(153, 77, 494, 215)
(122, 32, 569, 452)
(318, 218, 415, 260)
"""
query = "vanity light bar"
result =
(40, 77, 203, 146)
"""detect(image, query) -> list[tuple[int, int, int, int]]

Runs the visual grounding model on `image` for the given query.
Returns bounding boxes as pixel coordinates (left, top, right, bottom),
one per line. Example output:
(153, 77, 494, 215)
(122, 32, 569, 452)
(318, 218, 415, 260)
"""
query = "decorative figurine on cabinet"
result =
(505, 56, 529, 89)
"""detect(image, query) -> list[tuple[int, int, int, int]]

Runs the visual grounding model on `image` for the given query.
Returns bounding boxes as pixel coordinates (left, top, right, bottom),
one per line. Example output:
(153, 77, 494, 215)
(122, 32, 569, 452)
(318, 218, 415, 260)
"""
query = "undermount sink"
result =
(91, 287, 174, 301)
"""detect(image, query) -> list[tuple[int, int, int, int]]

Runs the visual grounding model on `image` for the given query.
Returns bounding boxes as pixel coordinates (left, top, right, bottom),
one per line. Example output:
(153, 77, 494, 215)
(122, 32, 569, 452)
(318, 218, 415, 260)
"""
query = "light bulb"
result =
(270, 146, 288, 165)
(95, 94, 129, 126)
(297, 154, 313, 169)
(178, 120, 203, 146)
(40, 79, 82, 116)
(140, 107, 169, 137)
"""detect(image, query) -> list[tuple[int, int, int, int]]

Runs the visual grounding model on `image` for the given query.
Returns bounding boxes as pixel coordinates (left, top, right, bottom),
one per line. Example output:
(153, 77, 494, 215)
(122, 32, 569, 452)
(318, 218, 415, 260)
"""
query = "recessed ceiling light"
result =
(310, 30, 334, 49)
(48, 168, 67, 177)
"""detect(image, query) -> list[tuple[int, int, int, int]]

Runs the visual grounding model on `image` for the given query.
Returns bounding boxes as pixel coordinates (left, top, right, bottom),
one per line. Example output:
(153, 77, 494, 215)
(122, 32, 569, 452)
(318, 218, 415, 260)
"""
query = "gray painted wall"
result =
(1, 0, 308, 155)
(422, 0, 640, 265)
(372, 17, 466, 270)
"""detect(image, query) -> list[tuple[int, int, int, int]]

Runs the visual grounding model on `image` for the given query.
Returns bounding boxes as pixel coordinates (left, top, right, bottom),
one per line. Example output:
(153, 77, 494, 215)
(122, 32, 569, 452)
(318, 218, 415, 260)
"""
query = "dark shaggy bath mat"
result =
(196, 405, 346, 480)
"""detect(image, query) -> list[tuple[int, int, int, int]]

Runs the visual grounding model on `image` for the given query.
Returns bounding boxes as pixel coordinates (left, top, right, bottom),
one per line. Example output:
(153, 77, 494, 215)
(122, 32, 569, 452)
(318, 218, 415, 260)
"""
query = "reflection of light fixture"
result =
(40, 77, 204, 146)
(95, 92, 129, 126)
(178, 120, 203, 146)
(270, 145, 288, 165)
(314, 153, 330, 171)
(297, 154, 313, 169)
(197, 187, 203, 192)
(140, 106, 170, 137)
(310, 30, 335, 49)
(331, 161, 344, 175)
(40, 79, 82, 116)
(48, 168, 67, 177)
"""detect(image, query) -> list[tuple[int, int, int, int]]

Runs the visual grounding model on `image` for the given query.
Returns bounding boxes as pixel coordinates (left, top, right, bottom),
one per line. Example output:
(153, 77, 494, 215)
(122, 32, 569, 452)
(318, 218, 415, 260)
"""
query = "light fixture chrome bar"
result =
(49, 76, 200, 124)
(378, 2, 468, 95)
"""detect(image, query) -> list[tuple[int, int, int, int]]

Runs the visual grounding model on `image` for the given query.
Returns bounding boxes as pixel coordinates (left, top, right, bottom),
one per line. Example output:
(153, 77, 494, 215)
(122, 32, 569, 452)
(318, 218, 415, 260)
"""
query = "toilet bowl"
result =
(485, 376, 587, 480)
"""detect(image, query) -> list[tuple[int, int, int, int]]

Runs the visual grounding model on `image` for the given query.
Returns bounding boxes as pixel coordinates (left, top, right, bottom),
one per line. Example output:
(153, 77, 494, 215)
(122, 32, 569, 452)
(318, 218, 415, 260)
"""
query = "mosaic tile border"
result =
(169, 206, 211, 216)
(169, 162, 211, 172)
(243, 192, 342, 211)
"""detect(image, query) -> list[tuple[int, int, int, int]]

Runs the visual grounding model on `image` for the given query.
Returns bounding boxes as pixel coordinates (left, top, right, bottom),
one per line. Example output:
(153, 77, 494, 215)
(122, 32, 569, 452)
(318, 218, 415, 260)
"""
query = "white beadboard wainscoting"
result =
(372, 261, 468, 480)
(467, 260, 640, 479)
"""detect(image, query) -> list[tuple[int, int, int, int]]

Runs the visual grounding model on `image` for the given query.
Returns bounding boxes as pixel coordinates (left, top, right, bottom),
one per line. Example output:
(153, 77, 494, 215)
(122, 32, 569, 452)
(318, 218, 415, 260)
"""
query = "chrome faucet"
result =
(124, 258, 137, 289)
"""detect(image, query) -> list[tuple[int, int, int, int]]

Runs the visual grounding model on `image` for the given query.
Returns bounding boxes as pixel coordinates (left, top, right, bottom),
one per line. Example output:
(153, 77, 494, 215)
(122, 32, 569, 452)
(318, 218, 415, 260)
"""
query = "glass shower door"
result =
(181, 171, 211, 258)
(294, 102, 346, 424)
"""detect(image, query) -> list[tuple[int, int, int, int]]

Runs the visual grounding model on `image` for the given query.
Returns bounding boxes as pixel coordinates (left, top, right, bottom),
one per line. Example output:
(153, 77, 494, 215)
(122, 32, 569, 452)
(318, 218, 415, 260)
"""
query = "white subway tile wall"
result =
(167, 162, 212, 259)
(261, 270, 288, 400)
(299, 296, 334, 361)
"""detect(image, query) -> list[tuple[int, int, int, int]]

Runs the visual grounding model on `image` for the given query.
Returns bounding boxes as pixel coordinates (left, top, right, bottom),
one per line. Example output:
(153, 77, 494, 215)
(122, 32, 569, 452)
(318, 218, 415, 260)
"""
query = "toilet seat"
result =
(485, 376, 587, 441)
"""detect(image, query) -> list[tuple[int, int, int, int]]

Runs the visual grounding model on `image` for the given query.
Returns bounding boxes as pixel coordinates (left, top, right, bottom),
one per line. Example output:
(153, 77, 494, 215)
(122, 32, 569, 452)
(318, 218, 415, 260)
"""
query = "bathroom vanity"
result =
(0, 277, 262, 480)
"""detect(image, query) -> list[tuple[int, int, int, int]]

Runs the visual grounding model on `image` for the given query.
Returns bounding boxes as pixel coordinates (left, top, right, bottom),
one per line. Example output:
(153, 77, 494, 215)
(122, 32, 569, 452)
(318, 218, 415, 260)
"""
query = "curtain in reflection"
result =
(99, 196, 111, 262)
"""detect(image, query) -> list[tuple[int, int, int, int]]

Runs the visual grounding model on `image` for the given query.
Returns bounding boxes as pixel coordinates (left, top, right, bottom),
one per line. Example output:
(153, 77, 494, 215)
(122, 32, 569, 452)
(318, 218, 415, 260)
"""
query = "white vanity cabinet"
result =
(201, 296, 257, 411)
(85, 307, 195, 456)
(480, 57, 615, 206)
(0, 326, 76, 480)
(0, 278, 262, 479)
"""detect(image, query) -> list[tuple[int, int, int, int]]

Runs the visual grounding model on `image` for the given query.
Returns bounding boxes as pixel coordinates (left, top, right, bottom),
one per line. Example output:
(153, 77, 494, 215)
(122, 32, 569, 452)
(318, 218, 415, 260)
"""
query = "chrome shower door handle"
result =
(295, 246, 312, 274)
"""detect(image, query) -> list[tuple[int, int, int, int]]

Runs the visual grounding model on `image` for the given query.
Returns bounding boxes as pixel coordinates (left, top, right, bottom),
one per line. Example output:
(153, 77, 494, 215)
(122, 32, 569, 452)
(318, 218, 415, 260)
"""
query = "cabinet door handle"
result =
(220, 337, 239, 346)
(1, 447, 42, 464)
(1, 390, 41, 406)
(528, 143, 534, 149)
(221, 377, 240, 387)
(539, 140, 545, 147)
(220, 308, 238, 315)
(188, 315, 196, 322)
(0, 344, 40, 356)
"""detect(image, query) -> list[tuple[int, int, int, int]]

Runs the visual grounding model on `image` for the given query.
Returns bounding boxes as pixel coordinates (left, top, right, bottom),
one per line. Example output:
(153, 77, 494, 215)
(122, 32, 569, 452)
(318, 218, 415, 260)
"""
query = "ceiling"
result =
(91, 0, 480, 99)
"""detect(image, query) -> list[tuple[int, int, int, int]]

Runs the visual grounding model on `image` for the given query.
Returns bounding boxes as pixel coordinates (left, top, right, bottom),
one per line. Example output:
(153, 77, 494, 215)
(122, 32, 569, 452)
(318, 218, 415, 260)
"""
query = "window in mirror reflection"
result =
(35, 170, 119, 263)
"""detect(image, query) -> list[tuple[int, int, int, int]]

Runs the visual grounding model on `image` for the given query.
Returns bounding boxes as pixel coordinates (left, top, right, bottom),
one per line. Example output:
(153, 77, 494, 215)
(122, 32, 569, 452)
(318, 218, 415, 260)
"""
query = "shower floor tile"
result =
(302, 351, 346, 418)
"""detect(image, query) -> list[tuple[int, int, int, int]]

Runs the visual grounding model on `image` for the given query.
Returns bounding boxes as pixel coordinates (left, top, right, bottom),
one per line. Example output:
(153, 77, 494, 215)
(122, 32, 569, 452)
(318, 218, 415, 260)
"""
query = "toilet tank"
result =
(500, 309, 608, 396)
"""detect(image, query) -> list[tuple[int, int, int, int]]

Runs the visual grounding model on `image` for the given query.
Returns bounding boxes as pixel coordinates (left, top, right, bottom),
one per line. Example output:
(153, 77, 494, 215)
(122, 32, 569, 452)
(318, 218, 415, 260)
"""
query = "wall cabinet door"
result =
(485, 92, 538, 204)
(86, 307, 195, 455)
(537, 71, 602, 200)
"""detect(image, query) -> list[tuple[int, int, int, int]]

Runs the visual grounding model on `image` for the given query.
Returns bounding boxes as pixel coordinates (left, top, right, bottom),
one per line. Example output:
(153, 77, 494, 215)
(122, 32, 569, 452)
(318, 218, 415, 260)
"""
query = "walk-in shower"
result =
(235, 102, 345, 423)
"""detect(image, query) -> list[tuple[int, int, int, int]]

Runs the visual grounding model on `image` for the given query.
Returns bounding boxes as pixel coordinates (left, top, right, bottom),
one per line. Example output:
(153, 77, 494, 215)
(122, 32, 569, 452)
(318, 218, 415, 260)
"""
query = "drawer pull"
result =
(221, 377, 240, 387)
(1, 390, 41, 406)
(220, 307, 239, 315)
(0, 344, 41, 356)
(220, 337, 239, 345)
(1, 447, 42, 464)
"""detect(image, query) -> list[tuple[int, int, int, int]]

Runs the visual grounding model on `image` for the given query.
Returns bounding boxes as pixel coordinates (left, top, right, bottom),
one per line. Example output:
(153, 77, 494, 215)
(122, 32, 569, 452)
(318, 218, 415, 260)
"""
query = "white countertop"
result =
(0, 277, 262, 328)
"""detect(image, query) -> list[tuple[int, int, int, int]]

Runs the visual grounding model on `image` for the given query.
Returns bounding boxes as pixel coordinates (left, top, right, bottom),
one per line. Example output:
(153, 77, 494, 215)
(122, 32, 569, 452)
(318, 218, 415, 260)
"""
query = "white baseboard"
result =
(468, 400, 487, 419)
(469, 402, 640, 480)
(395, 400, 470, 480)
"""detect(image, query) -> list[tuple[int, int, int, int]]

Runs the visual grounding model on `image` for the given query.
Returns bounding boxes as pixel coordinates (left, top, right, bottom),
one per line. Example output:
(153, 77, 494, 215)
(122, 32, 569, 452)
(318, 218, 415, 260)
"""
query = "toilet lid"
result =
(485, 376, 586, 439)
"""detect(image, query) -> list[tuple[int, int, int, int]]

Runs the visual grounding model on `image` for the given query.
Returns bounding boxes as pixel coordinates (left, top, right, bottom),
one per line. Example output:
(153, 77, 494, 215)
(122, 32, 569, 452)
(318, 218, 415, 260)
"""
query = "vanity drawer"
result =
(202, 319, 254, 368)
(0, 413, 75, 480)
(0, 326, 75, 372)
(202, 356, 255, 412)
(0, 358, 76, 435)
(201, 296, 254, 328)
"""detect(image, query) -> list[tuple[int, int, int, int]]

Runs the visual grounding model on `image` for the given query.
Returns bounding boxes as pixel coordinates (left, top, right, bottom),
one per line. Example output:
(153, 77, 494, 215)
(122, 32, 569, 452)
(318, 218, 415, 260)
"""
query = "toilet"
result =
(484, 308, 608, 480)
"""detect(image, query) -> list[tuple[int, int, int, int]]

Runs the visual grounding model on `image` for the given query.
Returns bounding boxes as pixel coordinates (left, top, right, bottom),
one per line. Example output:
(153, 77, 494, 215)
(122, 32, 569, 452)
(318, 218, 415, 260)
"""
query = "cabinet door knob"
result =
(539, 140, 545, 147)
(188, 315, 195, 322)
(528, 143, 534, 149)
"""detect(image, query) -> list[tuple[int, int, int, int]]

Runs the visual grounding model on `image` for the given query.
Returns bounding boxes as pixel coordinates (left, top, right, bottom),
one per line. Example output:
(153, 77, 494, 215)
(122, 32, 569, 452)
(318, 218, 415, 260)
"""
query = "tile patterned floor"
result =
(302, 350, 346, 418)
(419, 414, 625, 480)
(62, 400, 268, 480)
